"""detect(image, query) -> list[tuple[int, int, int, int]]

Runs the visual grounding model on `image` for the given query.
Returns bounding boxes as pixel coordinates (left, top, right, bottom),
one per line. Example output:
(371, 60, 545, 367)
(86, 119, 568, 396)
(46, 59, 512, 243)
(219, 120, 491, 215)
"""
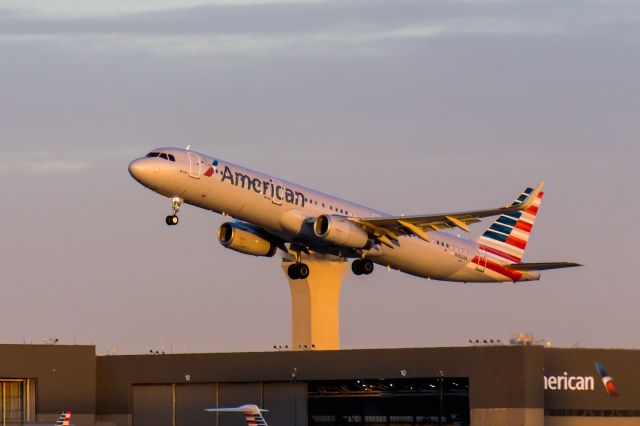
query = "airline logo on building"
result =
(543, 362, 619, 396)
(595, 362, 619, 396)
(544, 372, 594, 391)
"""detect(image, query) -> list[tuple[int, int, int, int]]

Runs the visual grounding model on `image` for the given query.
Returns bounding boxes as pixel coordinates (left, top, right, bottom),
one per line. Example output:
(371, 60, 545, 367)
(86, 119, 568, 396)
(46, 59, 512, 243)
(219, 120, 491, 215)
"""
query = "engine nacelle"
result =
(313, 215, 369, 248)
(218, 222, 277, 257)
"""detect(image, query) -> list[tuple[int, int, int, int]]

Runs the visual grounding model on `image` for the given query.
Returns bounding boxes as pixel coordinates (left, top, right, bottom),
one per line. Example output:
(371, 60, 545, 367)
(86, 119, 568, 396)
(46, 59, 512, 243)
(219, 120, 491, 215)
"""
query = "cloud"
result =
(0, 0, 637, 58)
(0, 147, 146, 174)
(0, 156, 92, 173)
(26, 160, 92, 172)
(0, 0, 323, 19)
(0, 19, 562, 57)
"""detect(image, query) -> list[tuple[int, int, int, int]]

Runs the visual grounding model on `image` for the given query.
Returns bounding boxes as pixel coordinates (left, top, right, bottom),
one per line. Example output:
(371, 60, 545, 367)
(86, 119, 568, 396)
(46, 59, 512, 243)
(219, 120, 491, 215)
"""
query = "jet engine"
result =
(217, 222, 277, 257)
(313, 215, 369, 248)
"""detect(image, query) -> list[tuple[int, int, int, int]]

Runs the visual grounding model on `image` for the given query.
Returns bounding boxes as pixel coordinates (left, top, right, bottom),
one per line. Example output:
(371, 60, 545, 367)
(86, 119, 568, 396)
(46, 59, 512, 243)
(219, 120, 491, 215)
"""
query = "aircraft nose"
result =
(128, 158, 149, 182)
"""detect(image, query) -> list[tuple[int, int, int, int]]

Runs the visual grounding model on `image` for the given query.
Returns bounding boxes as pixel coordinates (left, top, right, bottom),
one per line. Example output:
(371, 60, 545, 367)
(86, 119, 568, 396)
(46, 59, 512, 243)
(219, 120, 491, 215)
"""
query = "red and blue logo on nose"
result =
(595, 362, 619, 396)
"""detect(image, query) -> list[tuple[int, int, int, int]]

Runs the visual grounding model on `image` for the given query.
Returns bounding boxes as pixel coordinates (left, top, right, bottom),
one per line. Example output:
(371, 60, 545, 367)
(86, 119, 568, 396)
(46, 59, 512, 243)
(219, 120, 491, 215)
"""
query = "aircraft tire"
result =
(166, 215, 179, 226)
(361, 259, 374, 275)
(351, 260, 363, 275)
(298, 263, 310, 279)
(288, 263, 300, 280)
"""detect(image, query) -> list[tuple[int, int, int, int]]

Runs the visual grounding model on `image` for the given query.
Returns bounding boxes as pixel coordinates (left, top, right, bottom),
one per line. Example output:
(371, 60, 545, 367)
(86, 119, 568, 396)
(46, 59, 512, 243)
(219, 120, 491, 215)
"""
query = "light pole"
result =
(438, 370, 444, 426)
(291, 368, 298, 426)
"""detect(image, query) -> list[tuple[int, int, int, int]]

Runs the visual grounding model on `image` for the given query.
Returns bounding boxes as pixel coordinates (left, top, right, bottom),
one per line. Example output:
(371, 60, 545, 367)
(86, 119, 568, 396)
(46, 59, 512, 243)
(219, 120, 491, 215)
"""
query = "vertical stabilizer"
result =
(55, 411, 71, 426)
(476, 184, 544, 264)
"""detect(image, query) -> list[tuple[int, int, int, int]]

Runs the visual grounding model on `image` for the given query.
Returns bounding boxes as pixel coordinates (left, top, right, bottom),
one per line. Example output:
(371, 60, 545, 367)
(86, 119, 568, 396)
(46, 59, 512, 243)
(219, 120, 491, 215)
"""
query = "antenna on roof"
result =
(186, 145, 191, 151)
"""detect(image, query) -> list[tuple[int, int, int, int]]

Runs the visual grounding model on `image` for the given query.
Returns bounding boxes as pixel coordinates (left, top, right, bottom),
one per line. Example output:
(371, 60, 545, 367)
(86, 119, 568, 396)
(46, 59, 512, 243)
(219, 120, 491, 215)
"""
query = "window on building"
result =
(0, 379, 36, 425)
(308, 378, 469, 426)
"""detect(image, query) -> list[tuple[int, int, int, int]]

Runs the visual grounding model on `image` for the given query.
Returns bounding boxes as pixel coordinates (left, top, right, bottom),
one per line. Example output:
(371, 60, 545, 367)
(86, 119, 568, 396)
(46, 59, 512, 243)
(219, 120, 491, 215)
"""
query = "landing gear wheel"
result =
(297, 263, 310, 279)
(352, 259, 374, 275)
(288, 263, 309, 280)
(361, 259, 374, 275)
(288, 263, 300, 280)
(166, 197, 183, 226)
(352, 260, 363, 275)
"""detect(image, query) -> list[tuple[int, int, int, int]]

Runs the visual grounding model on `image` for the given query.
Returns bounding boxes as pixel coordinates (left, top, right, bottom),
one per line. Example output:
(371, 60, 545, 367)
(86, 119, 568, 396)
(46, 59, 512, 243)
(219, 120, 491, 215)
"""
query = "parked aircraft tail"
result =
(55, 411, 71, 426)
(205, 404, 268, 426)
(476, 182, 544, 264)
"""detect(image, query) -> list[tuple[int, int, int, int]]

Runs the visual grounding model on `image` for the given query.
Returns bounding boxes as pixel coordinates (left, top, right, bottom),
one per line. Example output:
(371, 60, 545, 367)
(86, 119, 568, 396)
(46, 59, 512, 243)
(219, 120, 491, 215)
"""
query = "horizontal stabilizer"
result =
(506, 262, 582, 271)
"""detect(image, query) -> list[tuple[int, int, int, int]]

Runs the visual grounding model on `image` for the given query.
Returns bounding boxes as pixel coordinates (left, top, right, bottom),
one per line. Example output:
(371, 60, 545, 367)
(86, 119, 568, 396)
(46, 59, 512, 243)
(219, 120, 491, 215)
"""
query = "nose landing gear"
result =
(352, 258, 374, 275)
(165, 197, 183, 226)
(287, 248, 310, 280)
(288, 262, 310, 280)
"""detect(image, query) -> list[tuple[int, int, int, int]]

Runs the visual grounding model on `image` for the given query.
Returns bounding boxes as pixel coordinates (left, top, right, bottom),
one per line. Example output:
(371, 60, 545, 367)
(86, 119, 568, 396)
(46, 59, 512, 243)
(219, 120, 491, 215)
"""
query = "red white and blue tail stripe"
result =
(55, 411, 71, 426)
(205, 404, 268, 426)
(244, 411, 268, 426)
(477, 185, 543, 265)
(595, 362, 619, 396)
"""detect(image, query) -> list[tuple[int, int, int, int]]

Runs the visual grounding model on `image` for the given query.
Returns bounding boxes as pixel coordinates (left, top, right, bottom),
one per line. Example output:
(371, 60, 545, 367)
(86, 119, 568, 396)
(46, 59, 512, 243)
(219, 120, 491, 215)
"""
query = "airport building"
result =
(0, 343, 638, 426)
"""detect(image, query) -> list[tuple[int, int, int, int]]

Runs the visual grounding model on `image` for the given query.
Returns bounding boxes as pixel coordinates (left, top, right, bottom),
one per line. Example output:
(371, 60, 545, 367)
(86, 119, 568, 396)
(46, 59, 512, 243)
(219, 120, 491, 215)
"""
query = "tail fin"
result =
(55, 411, 71, 426)
(476, 183, 544, 264)
(595, 362, 619, 396)
(205, 404, 268, 426)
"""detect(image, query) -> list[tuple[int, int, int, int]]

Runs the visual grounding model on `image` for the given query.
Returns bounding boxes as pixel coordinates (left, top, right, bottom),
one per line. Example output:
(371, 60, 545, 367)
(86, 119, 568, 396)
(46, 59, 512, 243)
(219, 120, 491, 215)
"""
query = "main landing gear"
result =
(165, 197, 183, 226)
(287, 249, 310, 280)
(352, 258, 374, 276)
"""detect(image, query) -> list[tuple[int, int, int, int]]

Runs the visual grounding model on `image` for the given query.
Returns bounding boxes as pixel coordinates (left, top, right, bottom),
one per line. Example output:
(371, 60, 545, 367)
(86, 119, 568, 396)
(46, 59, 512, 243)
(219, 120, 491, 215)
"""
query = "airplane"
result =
(128, 147, 580, 283)
(205, 404, 268, 426)
(54, 411, 71, 426)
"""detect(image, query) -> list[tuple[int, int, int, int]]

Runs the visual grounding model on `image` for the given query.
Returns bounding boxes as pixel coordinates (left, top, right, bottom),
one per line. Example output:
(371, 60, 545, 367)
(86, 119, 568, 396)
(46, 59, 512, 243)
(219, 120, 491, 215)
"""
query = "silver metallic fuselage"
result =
(129, 148, 539, 283)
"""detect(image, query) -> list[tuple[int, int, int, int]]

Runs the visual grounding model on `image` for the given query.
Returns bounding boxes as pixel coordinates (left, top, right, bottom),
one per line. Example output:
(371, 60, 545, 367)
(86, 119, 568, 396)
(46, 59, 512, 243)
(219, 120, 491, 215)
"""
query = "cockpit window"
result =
(146, 151, 176, 161)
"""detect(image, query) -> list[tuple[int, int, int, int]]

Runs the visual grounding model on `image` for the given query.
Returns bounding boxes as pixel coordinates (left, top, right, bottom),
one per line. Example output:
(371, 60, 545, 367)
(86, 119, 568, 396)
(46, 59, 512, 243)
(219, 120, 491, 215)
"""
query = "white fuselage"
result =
(129, 148, 539, 283)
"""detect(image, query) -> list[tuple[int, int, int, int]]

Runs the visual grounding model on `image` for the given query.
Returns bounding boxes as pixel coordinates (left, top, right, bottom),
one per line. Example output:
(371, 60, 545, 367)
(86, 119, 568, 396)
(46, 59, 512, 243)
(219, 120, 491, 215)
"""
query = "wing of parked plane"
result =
(354, 182, 544, 247)
(506, 262, 582, 271)
(205, 405, 268, 426)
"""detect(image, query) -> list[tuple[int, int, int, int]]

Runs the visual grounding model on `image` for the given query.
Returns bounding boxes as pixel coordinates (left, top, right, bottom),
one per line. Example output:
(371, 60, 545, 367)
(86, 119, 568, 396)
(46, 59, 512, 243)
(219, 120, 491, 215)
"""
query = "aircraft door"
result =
(188, 152, 201, 178)
(475, 247, 487, 272)
(271, 179, 283, 205)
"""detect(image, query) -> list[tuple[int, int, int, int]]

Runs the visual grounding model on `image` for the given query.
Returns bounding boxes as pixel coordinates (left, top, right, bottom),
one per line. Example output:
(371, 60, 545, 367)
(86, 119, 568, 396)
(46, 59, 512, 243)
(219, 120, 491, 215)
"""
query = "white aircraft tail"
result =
(476, 182, 544, 264)
(205, 404, 268, 426)
(55, 411, 71, 426)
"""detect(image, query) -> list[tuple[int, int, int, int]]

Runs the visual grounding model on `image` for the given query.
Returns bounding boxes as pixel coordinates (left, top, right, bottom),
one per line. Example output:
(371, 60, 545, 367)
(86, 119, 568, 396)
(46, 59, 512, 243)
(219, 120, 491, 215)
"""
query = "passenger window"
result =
(159, 153, 168, 160)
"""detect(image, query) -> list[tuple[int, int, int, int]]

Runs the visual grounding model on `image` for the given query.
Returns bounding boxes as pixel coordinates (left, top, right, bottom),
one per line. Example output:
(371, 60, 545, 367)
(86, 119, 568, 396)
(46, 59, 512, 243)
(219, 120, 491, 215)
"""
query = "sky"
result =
(0, 0, 639, 355)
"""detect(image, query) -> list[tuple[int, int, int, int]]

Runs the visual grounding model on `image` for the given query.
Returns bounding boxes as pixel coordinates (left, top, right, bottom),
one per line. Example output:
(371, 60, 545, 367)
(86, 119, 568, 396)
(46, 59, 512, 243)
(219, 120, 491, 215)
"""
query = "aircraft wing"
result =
(506, 262, 582, 271)
(354, 182, 544, 247)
